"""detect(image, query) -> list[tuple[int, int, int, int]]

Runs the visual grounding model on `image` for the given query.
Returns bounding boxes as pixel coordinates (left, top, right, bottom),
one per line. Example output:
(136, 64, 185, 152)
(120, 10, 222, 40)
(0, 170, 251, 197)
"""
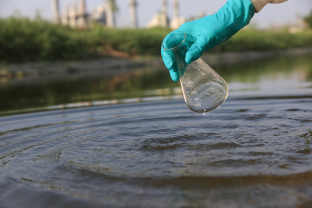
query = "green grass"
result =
(1, 16, 312, 63)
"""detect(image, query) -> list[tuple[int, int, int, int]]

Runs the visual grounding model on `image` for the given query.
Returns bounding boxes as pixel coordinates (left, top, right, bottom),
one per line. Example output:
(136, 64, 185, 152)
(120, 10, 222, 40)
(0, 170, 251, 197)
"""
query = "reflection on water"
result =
(219, 55, 312, 97)
(0, 68, 178, 114)
(0, 55, 312, 207)
(0, 55, 312, 115)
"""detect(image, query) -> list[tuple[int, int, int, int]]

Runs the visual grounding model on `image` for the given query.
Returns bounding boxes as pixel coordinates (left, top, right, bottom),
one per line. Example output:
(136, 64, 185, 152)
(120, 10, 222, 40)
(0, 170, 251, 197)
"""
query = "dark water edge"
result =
(0, 97, 312, 208)
(1, 54, 312, 115)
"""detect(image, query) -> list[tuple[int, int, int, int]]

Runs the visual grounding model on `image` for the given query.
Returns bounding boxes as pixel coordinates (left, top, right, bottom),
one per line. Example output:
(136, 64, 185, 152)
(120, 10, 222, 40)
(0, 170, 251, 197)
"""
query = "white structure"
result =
(162, 0, 167, 16)
(64, 0, 89, 28)
(69, 1, 78, 28)
(51, 0, 60, 23)
(147, 0, 169, 28)
(59, 0, 118, 28)
(129, 0, 138, 28)
(170, 0, 185, 29)
(105, 0, 115, 27)
(91, 5, 107, 25)
(76, 0, 88, 28)
(61, 3, 70, 25)
(288, 13, 307, 33)
(63, 0, 88, 28)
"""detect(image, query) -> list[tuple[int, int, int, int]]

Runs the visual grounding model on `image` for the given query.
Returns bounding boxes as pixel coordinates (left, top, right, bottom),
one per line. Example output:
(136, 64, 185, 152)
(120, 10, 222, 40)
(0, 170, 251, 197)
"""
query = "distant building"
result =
(90, 2, 117, 28)
(59, 0, 89, 28)
(105, 0, 117, 27)
(129, 0, 139, 28)
(51, 0, 60, 23)
(57, 0, 119, 28)
(288, 14, 307, 33)
(90, 5, 107, 25)
(147, 0, 169, 28)
(61, 3, 70, 25)
(147, 13, 169, 28)
(147, 0, 186, 29)
(170, 0, 185, 29)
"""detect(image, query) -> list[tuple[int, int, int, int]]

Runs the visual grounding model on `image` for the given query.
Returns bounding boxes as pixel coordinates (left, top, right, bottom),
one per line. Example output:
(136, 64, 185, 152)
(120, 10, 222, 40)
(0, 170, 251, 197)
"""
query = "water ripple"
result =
(0, 98, 312, 207)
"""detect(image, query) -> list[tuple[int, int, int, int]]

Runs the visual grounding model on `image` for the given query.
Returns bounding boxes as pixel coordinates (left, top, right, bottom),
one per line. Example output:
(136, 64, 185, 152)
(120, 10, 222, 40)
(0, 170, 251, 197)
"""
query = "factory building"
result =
(52, 0, 188, 29)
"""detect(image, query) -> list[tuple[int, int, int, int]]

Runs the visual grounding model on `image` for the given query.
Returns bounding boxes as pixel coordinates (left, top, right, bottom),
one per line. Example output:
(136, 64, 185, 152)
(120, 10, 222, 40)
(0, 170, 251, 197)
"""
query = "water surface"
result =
(0, 55, 312, 207)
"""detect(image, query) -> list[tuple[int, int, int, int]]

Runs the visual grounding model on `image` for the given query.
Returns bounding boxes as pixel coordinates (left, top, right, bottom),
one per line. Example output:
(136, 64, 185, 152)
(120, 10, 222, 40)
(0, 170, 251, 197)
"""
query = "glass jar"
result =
(162, 31, 229, 114)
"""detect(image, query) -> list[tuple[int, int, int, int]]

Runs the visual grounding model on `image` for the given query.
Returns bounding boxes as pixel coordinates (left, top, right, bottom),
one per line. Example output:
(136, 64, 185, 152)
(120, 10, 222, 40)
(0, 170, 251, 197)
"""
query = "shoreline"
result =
(1, 47, 312, 83)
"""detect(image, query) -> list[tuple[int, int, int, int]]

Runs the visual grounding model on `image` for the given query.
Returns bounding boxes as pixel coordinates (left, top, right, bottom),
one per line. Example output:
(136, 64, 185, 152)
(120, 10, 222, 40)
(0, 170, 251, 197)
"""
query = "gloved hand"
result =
(161, 0, 255, 81)
(161, 0, 288, 81)
(250, 0, 288, 12)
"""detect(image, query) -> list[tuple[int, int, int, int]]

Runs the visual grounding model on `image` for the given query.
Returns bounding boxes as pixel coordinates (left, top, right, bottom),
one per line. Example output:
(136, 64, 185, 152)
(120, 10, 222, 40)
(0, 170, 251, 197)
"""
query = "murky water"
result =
(0, 55, 312, 207)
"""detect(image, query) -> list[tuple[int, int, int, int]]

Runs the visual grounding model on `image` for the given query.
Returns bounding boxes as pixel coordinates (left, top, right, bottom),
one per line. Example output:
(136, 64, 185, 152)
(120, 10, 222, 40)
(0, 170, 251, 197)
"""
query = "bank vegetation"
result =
(1, 17, 312, 63)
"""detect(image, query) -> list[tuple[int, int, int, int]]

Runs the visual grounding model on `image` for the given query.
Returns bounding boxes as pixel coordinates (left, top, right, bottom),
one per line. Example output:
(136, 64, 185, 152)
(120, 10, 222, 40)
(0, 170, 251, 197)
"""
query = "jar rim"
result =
(162, 31, 186, 51)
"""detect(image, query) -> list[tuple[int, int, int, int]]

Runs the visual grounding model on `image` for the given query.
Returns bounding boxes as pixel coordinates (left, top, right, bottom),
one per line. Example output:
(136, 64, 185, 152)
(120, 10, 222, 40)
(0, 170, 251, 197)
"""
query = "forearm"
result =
(250, 0, 269, 12)
(250, 0, 288, 13)
(205, 0, 255, 49)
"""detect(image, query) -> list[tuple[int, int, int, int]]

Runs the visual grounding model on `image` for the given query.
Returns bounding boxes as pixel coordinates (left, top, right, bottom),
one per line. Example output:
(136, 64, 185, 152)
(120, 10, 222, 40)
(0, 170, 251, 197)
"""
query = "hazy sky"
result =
(0, 0, 311, 28)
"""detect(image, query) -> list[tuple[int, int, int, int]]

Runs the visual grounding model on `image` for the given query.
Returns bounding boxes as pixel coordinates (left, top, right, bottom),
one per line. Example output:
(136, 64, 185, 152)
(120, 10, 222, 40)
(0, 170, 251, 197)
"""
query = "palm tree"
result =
(108, 0, 118, 12)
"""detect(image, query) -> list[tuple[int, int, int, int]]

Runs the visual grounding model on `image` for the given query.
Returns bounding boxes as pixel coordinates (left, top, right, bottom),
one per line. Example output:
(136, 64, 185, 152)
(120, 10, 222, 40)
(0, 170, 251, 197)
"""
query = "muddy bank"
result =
(1, 47, 312, 84)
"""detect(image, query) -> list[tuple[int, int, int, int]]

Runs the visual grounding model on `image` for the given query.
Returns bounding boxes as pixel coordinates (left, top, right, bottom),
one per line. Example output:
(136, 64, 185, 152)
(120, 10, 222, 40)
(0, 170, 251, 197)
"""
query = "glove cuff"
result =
(250, 0, 270, 12)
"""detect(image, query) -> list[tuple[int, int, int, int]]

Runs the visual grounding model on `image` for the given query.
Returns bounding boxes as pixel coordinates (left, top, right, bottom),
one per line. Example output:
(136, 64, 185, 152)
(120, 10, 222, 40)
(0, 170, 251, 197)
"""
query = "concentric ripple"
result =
(0, 97, 312, 208)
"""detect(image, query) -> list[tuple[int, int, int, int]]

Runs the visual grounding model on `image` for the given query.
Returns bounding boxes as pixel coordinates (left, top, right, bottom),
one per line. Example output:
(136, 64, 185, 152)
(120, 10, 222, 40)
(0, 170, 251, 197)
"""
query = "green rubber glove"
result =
(161, 0, 255, 81)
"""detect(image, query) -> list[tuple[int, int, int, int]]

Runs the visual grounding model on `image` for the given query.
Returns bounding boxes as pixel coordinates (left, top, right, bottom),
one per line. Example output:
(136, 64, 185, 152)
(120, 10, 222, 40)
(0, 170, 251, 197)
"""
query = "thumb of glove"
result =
(185, 36, 207, 64)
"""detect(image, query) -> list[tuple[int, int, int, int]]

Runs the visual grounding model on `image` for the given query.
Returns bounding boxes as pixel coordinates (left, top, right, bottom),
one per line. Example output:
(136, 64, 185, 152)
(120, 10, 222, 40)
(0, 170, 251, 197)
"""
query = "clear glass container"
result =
(162, 31, 229, 114)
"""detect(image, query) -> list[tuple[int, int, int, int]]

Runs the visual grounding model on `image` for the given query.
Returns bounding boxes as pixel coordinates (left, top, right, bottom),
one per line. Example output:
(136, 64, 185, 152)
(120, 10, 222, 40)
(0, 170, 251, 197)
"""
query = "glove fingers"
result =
(169, 70, 179, 81)
(185, 36, 206, 64)
(162, 31, 197, 81)
(161, 47, 179, 82)
(185, 43, 204, 64)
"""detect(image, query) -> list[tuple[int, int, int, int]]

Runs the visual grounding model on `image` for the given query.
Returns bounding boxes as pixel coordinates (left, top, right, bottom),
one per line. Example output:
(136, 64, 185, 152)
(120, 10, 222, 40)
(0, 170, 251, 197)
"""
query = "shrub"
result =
(1, 17, 312, 63)
(304, 10, 312, 29)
